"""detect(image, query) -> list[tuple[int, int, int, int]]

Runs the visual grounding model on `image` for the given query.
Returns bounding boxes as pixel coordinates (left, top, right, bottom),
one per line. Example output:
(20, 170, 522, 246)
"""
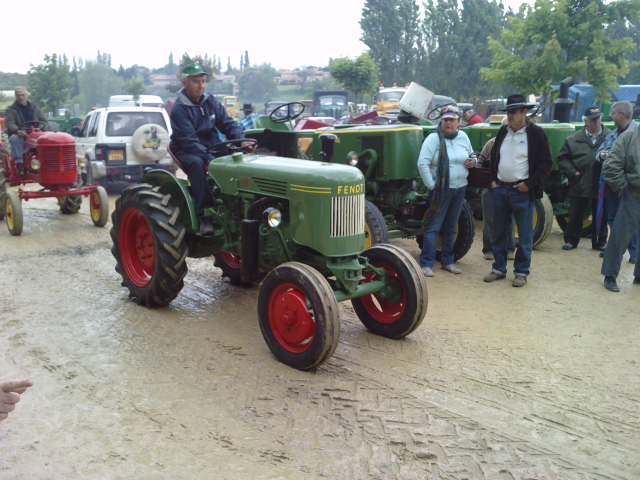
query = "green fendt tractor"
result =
(249, 103, 475, 261)
(110, 138, 427, 370)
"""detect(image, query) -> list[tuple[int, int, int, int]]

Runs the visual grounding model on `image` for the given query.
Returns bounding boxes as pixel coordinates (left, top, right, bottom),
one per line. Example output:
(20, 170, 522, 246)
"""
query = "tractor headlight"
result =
(264, 207, 282, 228)
(348, 151, 359, 166)
(30, 158, 41, 171)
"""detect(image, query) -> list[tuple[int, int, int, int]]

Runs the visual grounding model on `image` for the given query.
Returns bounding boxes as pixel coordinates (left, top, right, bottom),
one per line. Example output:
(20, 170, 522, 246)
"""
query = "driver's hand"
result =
(242, 141, 256, 153)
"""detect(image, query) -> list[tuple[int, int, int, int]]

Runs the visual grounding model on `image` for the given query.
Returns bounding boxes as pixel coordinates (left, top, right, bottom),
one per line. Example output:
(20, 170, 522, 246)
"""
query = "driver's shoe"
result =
(198, 217, 215, 236)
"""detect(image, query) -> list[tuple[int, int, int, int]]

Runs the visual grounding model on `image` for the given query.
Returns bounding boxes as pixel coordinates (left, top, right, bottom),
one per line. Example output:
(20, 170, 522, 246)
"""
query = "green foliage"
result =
(481, 0, 639, 100)
(0, 72, 28, 90)
(27, 54, 72, 114)
(238, 64, 278, 103)
(77, 62, 124, 110)
(361, 0, 421, 86)
(330, 53, 380, 101)
(126, 76, 146, 98)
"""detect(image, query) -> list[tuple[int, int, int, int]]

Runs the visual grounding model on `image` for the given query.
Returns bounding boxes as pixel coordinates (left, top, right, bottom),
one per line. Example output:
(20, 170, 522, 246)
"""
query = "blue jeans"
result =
(9, 134, 24, 164)
(605, 186, 638, 261)
(491, 186, 534, 276)
(420, 186, 466, 268)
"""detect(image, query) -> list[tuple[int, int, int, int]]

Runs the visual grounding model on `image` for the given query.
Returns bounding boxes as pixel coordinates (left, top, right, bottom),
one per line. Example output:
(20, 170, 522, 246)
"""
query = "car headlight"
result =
(264, 207, 282, 228)
(30, 158, 40, 171)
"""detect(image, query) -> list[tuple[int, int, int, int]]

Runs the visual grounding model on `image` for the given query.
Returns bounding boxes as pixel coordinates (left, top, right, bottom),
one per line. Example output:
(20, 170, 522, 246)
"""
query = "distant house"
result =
(149, 74, 177, 87)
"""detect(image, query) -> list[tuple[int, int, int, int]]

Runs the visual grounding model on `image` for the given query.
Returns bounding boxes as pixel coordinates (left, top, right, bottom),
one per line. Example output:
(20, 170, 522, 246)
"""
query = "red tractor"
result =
(0, 120, 109, 236)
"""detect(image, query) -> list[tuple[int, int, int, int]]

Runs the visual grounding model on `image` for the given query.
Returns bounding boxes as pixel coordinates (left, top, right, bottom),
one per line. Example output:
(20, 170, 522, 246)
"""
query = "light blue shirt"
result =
(417, 130, 473, 190)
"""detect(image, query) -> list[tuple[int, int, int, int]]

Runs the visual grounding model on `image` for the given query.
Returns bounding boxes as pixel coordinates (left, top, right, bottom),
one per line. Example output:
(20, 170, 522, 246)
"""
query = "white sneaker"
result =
(442, 264, 462, 274)
(482, 252, 494, 261)
(421, 266, 434, 277)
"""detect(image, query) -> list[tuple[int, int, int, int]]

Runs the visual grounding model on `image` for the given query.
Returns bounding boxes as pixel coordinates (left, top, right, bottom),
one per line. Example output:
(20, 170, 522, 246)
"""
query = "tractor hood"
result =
(210, 153, 366, 257)
(210, 153, 364, 197)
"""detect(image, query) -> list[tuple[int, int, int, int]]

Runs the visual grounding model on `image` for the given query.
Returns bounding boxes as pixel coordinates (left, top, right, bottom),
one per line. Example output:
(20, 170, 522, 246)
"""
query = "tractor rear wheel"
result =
(89, 186, 109, 227)
(110, 183, 188, 307)
(533, 193, 554, 248)
(58, 194, 82, 214)
(3, 190, 23, 236)
(364, 201, 389, 249)
(352, 243, 427, 338)
(258, 262, 340, 370)
(416, 200, 475, 262)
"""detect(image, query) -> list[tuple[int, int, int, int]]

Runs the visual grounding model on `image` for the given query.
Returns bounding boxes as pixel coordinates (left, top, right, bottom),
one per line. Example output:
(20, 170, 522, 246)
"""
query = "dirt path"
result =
(1, 198, 638, 479)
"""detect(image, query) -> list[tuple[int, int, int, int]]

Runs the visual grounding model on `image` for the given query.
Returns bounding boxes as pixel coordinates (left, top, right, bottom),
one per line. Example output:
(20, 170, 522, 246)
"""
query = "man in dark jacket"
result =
(558, 106, 608, 250)
(170, 63, 244, 235)
(484, 94, 552, 287)
(6, 87, 48, 172)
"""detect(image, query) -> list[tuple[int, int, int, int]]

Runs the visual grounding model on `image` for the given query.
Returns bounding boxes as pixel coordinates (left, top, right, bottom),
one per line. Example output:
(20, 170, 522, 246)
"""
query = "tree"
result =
(361, 0, 419, 86)
(27, 54, 72, 114)
(127, 76, 146, 99)
(330, 53, 380, 101)
(238, 64, 278, 103)
(77, 62, 124, 110)
(244, 50, 250, 69)
(481, 0, 639, 100)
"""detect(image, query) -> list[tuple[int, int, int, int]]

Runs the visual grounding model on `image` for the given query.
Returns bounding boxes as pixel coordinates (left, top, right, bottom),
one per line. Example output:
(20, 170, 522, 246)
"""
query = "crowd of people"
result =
(418, 95, 640, 292)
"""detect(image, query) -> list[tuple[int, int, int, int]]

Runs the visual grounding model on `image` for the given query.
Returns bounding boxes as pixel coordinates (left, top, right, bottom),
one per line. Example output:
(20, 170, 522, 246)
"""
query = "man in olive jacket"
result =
(601, 126, 640, 291)
(558, 107, 608, 250)
(5, 87, 47, 172)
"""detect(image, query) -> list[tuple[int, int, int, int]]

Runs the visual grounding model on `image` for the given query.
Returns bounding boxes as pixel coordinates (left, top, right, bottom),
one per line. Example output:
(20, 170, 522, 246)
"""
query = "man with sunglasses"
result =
(483, 94, 552, 287)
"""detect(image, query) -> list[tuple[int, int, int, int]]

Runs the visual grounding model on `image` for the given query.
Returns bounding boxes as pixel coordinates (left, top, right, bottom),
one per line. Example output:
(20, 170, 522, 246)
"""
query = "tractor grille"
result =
(43, 145, 76, 173)
(253, 177, 288, 196)
(331, 194, 365, 238)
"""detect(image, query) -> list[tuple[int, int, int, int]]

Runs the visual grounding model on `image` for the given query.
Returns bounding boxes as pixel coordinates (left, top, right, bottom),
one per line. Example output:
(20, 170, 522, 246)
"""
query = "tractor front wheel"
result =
(0, 166, 6, 221)
(110, 183, 188, 307)
(58, 194, 82, 214)
(3, 190, 23, 236)
(258, 262, 340, 370)
(352, 243, 427, 338)
(90, 186, 109, 227)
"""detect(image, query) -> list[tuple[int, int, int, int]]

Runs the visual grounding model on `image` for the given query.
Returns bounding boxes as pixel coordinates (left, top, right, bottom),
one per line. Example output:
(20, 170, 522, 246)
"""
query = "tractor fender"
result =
(141, 169, 199, 233)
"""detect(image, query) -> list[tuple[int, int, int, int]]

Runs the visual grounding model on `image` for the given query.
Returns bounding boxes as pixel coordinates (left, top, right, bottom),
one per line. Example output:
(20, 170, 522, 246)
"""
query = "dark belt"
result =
(496, 179, 526, 187)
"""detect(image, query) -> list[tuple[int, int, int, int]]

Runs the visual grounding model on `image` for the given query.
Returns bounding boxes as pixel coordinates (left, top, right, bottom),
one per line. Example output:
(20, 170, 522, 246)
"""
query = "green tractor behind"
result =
(110, 138, 427, 370)
(249, 103, 476, 261)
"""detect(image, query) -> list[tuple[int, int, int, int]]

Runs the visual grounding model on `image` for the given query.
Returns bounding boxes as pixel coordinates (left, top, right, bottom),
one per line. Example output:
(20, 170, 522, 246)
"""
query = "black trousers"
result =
(564, 196, 607, 248)
(176, 153, 213, 217)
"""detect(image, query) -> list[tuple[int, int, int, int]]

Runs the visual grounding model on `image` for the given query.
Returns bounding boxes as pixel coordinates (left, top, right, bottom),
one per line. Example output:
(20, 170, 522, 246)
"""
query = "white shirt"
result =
(498, 125, 529, 182)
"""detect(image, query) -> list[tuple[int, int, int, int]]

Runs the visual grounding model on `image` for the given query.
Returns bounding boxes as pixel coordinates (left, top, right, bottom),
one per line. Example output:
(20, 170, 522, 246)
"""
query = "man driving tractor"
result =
(169, 63, 245, 236)
(6, 87, 48, 174)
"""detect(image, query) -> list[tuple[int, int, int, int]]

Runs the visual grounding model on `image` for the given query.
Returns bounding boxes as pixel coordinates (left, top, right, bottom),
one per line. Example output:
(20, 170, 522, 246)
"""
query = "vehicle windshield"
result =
(378, 91, 404, 102)
(319, 95, 346, 106)
(106, 112, 167, 136)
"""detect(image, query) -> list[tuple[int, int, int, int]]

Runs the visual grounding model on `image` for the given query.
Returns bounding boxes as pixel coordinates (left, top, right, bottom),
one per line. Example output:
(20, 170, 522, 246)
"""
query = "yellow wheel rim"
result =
(90, 192, 101, 223)
(364, 222, 373, 250)
(6, 198, 14, 230)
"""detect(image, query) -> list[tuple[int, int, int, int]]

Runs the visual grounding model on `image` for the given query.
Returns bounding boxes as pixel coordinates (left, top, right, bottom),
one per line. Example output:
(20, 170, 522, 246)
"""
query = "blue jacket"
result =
(170, 89, 243, 159)
(418, 130, 473, 190)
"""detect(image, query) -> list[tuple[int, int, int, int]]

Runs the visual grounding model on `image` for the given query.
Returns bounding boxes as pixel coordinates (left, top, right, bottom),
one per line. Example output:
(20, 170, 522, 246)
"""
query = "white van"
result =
(108, 95, 164, 108)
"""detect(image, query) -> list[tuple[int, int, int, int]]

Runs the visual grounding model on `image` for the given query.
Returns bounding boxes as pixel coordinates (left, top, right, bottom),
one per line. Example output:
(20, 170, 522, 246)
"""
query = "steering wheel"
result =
(21, 120, 42, 133)
(426, 102, 457, 121)
(269, 102, 305, 124)
(211, 138, 258, 155)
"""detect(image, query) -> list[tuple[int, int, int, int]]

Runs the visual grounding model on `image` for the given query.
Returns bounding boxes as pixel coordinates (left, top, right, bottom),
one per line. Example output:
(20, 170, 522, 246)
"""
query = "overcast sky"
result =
(2, 0, 531, 73)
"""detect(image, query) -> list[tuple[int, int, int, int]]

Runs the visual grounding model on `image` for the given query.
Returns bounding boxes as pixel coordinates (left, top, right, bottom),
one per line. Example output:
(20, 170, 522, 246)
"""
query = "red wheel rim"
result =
(119, 208, 156, 288)
(268, 283, 316, 354)
(359, 264, 407, 324)
(221, 252, 241, 270)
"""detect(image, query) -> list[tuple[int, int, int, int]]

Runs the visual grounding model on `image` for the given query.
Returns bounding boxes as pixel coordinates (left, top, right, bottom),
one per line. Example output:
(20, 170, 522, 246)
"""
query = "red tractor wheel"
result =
(258, 262, 340, 370)
(90, 186, 109, 227)
(3, 190, 23, 236)
(352, 244, 427, 339)
(110, 184, 188, 307)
